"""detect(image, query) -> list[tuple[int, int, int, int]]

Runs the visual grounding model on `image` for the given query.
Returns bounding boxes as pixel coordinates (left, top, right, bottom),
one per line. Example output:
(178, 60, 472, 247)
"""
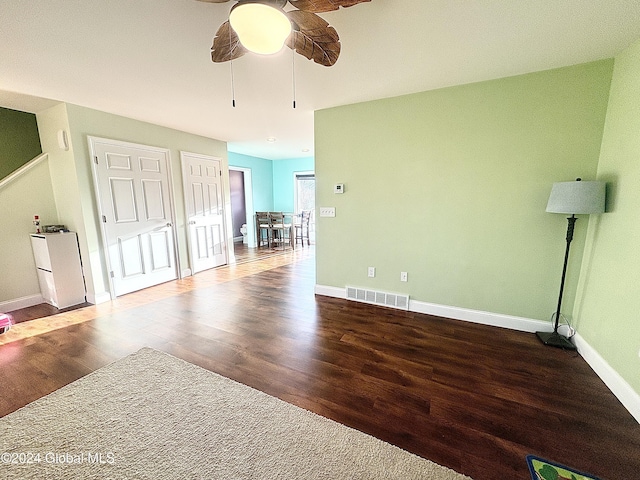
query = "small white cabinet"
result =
(30, 232, 86, 309)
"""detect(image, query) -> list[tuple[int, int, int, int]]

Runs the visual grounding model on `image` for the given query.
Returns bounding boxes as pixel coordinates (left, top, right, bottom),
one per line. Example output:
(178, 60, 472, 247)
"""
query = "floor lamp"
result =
(536, 178, 606, 349)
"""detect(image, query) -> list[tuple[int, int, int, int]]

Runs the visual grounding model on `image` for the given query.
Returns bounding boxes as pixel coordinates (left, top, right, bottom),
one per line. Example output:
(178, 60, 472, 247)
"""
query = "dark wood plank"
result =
(7, 302, 91, 325)
(0, 253, 638, 480)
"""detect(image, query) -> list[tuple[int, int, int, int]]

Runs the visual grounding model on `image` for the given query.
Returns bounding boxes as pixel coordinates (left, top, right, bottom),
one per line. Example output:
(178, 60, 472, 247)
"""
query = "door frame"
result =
(293, 170, 316, 242)
(88, 136, 180, 299)
(293, 170, 315, 214)
(229, 166, 256, 249)
(180, 151, 230, 274)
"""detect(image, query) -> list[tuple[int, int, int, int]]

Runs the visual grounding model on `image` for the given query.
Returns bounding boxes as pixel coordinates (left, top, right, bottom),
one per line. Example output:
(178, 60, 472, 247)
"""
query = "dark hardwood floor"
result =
(0, 252, 638, 479)
(7, 302, 92, 325)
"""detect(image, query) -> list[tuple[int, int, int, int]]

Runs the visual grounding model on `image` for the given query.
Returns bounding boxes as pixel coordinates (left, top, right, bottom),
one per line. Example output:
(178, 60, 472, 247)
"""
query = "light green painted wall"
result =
(574, 39, 640, 394)
(315, 60, 613, 321)
(0, 157, 58, 303)
(0, 106, 53, 304)
(36, 103, 90, 287)
(48, 103, 229, 300)
(0, 107, 42, 180)
(273, 157, 314, 212)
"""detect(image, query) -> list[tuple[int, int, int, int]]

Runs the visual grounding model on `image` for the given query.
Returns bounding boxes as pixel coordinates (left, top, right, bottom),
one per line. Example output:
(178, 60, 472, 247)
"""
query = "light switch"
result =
(319, 207, 336, 217)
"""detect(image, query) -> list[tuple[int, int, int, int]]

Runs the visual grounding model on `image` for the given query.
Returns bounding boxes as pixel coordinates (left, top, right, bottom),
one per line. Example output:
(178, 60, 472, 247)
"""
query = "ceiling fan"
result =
(198, 0, 371, 67)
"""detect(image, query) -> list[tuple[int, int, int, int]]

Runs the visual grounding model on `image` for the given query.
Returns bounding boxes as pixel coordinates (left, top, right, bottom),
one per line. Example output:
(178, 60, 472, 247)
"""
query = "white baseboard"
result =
(409, 298, 552, 333)
(574, 333, 640, 424)
(87, 291, 111, 305)
(314, 284, 551, 333)
(314, 285, 345, 299)
(0, 294, 43, 312)
(181, 268, 192, 278)
(314, 284, 639, 424)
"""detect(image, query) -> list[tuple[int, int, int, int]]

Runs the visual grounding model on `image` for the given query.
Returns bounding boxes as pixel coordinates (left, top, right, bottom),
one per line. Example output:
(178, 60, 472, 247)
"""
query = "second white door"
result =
(181, 152, 227, 274)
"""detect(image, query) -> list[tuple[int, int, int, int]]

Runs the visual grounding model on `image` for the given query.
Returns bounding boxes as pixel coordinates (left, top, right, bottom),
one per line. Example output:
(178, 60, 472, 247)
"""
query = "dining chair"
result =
(294, 210, 311, 247)
(269, 212, 293, 250)
(255, 211, 272, 248)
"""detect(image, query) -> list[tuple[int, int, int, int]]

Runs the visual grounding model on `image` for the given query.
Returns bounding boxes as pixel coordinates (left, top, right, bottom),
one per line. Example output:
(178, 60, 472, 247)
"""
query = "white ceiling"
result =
(1, 0, 639, 160)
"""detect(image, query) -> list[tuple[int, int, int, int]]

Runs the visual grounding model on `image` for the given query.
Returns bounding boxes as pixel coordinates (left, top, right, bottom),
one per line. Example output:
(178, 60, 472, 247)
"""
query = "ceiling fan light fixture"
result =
(229, 2, 292, 55)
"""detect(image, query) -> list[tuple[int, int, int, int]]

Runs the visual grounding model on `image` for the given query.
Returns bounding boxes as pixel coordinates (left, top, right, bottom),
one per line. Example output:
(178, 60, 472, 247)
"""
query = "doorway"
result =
(294, 171, 316, 243)
(229, 167, 255, 253)
(229, 169, 247, 243)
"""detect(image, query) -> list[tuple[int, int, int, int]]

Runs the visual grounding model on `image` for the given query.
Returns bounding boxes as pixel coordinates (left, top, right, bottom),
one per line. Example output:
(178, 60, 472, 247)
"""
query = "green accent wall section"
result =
(0, 107, 42, 180)
(315, 60, 613, 321)
(574, 39, 640, 394)
(273, 157, 314, 212)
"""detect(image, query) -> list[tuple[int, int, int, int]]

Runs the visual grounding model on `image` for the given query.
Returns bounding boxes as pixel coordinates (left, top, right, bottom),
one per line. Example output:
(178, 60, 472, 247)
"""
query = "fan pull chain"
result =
(229, 25, 236, 108)
(292, 47, 296, 109)
(230, 58, 236, 108)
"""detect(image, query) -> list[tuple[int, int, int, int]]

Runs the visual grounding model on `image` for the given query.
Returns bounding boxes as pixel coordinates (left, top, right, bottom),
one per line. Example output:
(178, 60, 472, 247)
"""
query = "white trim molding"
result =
(0, 294, 43, 313)
(314, 284, 639, 423)
(0, 153, 48, 192)
(314, 285, 345, 299)
(86, 291, 111, 305)
(314, 284, 551, 333)
(408, 299, 552, 333)
(574, 333, 640, 424)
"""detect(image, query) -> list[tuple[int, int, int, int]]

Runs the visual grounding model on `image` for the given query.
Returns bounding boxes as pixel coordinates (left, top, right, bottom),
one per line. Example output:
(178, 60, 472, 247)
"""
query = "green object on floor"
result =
(527, 455, 601, 480)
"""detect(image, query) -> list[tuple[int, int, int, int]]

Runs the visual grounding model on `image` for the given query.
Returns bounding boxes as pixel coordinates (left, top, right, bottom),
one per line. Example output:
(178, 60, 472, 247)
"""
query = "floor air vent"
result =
(346, 286, 409, 311)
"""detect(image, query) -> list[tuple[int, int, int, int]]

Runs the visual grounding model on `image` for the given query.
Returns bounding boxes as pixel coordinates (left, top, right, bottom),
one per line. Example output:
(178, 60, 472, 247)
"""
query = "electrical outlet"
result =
(319, 207, 336, 217)
(400, 272, 408, 282)
(368, 267, 375, 278)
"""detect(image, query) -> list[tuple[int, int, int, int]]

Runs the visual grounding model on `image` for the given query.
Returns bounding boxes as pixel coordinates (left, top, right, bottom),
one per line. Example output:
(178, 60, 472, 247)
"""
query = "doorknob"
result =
(189, 221, 196, 225)
(166, 222, 173, 228)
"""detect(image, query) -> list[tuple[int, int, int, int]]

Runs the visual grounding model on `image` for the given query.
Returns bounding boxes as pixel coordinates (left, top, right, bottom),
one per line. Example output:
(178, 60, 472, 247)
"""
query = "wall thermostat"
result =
(334, 183, 345, 194)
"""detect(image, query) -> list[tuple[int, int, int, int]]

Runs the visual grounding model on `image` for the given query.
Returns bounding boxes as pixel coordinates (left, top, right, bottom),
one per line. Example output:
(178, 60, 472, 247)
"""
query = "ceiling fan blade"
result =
(211, 21, 247, 63)
(288, 0, 370, 13)
(286, 10, 340, 66)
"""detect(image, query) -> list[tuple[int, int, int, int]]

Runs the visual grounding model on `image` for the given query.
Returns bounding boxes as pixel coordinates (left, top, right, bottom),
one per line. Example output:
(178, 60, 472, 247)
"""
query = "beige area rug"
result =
(0, 348, 472, 479)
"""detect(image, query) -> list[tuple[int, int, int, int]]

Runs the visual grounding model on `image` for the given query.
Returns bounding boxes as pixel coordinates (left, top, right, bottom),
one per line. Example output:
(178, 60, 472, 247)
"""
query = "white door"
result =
(181, 152, 227, 273)
(90, 137, 178, 297)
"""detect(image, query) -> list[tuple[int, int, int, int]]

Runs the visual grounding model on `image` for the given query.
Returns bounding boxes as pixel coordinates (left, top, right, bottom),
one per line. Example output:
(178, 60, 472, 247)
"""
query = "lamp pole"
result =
(536, 178, 605, 350)
(537, 215, 578, 350)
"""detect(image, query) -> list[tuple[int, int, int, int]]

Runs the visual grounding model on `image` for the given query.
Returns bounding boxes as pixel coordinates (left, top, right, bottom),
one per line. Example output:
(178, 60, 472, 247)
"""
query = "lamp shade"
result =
(546, 179, 606, 215)
(229, 2, 292, 55)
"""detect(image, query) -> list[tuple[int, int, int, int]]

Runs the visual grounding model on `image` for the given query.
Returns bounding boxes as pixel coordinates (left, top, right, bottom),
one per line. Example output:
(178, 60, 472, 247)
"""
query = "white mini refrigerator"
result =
(30, 232, 86, 309)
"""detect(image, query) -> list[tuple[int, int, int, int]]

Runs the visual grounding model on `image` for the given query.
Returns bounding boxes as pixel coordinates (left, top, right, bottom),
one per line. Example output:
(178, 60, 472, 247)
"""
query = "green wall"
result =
(0, 107, 42, 180)
(574, 39, 640, 393)
(315, 60, 613, 321)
